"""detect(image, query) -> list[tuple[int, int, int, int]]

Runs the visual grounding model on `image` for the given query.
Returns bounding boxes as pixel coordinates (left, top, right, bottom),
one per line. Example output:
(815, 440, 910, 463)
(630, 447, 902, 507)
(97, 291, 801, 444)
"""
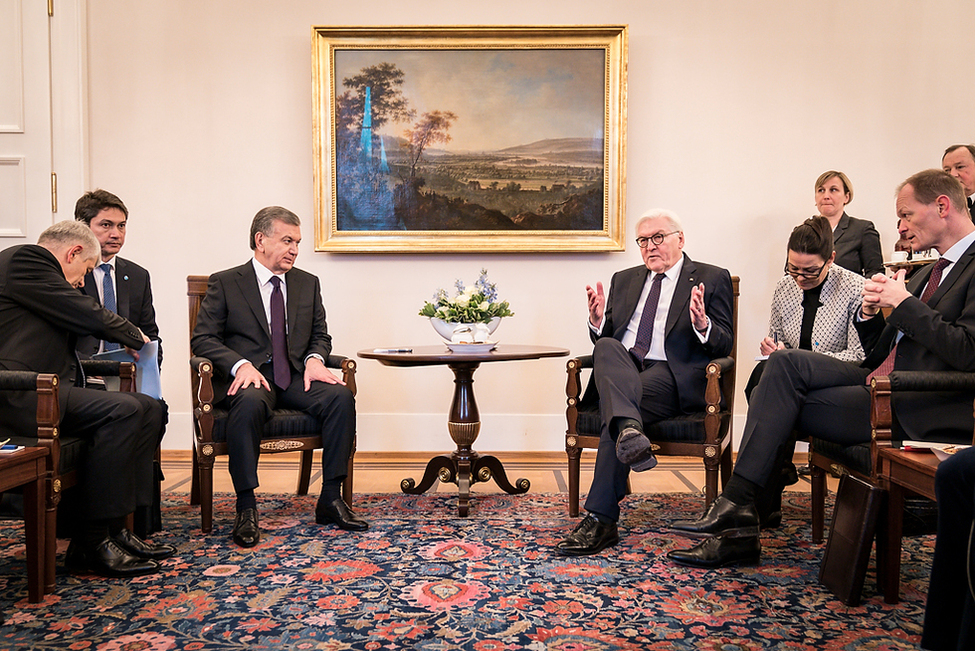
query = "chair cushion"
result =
(209, 408, 320, 442)
(810, 439, 872, 475)
(574, 407, 719, 444)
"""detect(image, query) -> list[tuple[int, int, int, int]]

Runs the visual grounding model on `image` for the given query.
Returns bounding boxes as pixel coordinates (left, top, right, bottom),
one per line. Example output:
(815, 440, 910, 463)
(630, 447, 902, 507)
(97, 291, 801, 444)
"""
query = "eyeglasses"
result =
(784, 262, 828, 279)
(635, 231, 680, 249)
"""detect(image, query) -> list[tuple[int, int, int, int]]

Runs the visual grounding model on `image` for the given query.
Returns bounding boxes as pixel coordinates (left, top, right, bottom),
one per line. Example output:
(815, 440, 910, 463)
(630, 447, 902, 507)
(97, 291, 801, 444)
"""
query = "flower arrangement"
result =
(419, 269, 514, 324)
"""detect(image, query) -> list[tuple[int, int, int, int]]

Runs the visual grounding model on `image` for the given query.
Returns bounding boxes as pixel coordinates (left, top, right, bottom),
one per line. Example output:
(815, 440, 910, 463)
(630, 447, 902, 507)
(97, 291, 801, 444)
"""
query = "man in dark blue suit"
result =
(75, 190, 162, 366)
(191, 207, 365, 548)
(670, 169, 975, 568)
(74, 190, 166, 537)
(554, 209, 735, 556)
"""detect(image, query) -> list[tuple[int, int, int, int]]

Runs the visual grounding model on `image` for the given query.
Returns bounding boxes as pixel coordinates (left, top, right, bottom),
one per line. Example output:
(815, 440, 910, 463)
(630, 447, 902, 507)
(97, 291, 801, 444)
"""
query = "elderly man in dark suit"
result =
(191, 206, 365, 548)
(670, 169, 975, 568)
(0, 221, 172, 578)
(74, 189, 166, 537)
(554, 208, 735, 556)
(942, 144, 975, 223)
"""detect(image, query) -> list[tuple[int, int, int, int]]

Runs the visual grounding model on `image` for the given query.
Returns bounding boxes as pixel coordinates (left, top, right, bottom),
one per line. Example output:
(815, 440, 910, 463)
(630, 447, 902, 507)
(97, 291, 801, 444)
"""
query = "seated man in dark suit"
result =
(669, 169, 975, 568)
(0, 221, 173, 578)
(554, 208, 735, 556)
(74, 189, 167, 536)
(191, 206, 366, 548)
(922, 445, 975, 650)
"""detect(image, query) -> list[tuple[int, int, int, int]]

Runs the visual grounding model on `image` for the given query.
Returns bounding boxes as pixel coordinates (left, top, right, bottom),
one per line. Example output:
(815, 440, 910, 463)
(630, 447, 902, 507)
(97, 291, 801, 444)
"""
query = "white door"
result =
(0, 0, 86, 249)
(0, 0, 52, 244)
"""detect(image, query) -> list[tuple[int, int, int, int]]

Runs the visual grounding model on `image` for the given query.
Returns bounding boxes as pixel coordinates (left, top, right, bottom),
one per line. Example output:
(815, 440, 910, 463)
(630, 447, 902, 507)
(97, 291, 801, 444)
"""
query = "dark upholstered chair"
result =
(564, 276, 739, 517)
(809, 370, 975, 543)
(187, 275, 357, 534)
(0, 360, 135, 595)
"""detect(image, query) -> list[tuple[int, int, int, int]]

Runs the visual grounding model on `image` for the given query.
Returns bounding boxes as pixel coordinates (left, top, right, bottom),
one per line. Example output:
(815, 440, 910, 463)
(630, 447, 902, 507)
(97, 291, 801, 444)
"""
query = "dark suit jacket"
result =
(190, 261, 332, 402)
(832, 212, 885, 278)
(592, 254, 735, 413)
(77, 257, 162, 366)
(855, 238, 975, 441)
(0, 245, 144, 436)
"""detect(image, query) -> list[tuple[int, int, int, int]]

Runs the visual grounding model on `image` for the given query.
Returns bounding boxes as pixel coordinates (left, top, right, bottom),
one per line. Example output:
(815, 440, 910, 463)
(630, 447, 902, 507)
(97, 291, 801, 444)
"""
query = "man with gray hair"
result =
(554, 208, 735, 556)
(0, 221, 171, 578)
(192, 206, 365, 548)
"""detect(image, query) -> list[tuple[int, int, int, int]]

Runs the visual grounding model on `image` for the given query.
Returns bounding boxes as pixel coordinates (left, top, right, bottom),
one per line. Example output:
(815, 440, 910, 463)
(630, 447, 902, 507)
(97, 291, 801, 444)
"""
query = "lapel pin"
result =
(123, 275, 129, 281)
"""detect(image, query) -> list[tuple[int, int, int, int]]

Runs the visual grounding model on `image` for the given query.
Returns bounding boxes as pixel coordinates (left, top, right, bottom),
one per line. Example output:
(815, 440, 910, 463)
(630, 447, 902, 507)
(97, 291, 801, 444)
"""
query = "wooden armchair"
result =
(0, 360, 135, 595)
(809, 370, 975, 542)
(564, 276, 739, 517)
(187, 275, 357, 534)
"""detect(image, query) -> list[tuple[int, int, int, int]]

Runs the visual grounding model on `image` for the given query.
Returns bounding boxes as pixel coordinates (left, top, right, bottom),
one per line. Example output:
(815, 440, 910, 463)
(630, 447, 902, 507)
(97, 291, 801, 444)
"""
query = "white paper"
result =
(91, 340, 162, 399)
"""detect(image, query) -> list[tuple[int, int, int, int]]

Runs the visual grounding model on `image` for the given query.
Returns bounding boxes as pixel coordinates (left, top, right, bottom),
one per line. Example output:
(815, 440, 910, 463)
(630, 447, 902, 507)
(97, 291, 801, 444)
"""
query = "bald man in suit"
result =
(192, 206, 366, 548)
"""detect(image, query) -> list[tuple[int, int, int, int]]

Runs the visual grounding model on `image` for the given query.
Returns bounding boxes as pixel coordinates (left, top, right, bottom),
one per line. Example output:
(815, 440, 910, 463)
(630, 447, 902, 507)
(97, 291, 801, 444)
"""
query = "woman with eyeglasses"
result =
(743, 216, 867, 527)
(814, 170, 885, 278)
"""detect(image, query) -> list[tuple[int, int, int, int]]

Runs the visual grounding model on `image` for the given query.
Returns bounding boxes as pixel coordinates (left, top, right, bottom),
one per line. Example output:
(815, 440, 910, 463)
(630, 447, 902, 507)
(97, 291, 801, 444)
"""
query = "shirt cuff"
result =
(694, 317, 711, 342)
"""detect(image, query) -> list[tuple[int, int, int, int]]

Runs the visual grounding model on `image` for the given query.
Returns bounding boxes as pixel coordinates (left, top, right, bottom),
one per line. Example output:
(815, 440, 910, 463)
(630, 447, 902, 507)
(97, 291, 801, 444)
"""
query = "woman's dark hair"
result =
(787, 215, 833, 260)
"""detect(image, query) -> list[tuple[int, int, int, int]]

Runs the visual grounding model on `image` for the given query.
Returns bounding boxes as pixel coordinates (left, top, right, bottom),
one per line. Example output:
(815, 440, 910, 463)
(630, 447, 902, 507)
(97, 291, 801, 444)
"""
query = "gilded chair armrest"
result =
(331, 355, 357, 397)
(0, 371, 59, 442)
(704, 356, 735, 408)
(707, 356, 735, 375)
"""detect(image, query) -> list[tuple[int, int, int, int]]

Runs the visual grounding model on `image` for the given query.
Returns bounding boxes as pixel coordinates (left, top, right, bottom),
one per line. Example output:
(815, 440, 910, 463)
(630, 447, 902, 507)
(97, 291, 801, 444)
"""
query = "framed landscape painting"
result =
(312, 26, 627, 252)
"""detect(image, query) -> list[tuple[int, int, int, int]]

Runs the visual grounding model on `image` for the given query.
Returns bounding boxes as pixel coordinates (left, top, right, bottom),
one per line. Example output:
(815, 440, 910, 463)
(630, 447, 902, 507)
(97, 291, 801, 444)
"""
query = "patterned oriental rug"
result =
(0, 491, 930, 650)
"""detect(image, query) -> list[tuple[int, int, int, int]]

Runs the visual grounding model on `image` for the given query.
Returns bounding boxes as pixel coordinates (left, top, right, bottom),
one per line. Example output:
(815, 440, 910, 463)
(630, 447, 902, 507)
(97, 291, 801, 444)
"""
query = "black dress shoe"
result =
(66, 538, 159, 578)
(232, 508, 260, 548)
(671, 496, 760, 538)
(667, 535, 761, 568)
(554, 514, 620, 556)
(316, 498, 369, 531)
(615, 426, 658, 472)
(112, 528, 176, 561)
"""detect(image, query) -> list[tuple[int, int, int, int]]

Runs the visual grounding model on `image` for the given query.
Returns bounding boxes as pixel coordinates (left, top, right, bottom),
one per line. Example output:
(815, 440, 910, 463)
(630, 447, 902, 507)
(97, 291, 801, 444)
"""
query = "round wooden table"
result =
(358, 344, 569, 515)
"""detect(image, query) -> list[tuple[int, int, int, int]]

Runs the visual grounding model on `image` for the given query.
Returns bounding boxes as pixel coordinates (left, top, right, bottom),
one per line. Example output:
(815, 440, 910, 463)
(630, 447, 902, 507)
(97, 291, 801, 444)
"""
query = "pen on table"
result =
(372, 348, 413, 354)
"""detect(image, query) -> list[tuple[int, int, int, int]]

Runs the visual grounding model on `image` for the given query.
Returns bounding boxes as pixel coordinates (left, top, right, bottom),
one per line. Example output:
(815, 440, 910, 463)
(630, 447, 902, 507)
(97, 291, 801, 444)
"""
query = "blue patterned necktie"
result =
(100, 263, 121, 351)
(629, 273, 665, 365)
(269, 276, 291, 390)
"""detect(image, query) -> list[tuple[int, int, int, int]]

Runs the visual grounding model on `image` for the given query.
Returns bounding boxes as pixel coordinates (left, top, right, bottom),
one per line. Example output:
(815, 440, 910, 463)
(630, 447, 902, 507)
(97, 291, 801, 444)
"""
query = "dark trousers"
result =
(922, 446, 975, 650)
(584, 338, 680, 521)
(220, 364, 355, 495)
(60, 386, 163, 521)
(734, 349, 871, 488)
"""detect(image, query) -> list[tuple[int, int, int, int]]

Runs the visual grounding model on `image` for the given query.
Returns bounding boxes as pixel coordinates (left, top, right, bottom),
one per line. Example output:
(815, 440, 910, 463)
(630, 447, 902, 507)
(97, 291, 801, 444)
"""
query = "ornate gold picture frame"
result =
(312, 25, 627, 253)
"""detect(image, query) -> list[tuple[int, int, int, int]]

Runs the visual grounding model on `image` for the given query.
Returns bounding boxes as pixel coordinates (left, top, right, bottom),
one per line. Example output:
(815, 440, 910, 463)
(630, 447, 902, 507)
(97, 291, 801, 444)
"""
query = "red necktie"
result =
(866, 258, 950, 383)
(629, 273, 665, 365)
(269, 276, 291, 390)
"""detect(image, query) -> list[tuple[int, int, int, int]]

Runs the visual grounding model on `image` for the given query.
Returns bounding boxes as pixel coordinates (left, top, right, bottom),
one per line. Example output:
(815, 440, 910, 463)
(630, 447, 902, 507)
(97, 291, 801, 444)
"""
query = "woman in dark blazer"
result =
(814, 170, 885, 278)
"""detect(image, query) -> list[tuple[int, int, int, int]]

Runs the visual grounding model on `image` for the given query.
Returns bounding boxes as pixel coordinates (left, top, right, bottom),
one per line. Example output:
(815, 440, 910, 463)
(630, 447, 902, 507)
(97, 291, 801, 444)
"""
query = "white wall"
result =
(80, 0, 975, 451)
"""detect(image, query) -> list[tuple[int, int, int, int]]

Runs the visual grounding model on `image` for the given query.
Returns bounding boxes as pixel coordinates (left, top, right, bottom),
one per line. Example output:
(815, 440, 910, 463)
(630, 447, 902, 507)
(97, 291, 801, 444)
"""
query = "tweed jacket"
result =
(766, 264, 865, 363)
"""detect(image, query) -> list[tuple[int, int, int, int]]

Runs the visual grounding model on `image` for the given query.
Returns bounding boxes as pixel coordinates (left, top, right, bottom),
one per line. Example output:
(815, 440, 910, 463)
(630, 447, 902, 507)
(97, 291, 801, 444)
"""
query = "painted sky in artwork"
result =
(333, 48, 606, 152)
